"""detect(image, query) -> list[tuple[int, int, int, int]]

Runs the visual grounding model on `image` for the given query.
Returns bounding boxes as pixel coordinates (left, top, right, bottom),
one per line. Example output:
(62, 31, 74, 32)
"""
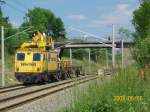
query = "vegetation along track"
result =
(0, 75, 98, 111)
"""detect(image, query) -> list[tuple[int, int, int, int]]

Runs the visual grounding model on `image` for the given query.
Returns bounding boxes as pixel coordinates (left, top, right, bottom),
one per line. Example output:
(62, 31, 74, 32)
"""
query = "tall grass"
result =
(64, 65, 150, 112)
(0, 52, 17, 86)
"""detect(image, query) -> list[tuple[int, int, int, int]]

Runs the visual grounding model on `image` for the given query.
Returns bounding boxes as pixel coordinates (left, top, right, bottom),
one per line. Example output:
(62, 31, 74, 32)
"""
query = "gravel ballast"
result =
(6, 77, 101, 112)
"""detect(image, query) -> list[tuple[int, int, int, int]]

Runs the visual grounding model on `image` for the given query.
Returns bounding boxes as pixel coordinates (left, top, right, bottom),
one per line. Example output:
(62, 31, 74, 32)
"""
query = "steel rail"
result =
(0, 75, 98, 111)
(0, 85, 27, 94)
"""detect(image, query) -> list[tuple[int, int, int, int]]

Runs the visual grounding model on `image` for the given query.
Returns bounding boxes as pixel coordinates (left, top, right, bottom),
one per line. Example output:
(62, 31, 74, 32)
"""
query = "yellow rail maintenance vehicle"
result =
(15, 32, 81, 84)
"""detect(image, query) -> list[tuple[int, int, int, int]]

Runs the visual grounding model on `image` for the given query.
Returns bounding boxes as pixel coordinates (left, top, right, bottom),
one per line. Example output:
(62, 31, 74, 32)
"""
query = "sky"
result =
(2, 0, 140, 38)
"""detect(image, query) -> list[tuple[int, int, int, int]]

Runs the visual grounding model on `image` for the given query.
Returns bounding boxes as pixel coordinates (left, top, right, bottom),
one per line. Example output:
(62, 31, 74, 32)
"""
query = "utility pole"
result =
(88, 48, 91, 73)
(69, 48, 72, 65)
(121, 39, 124, 68)
(112, 24, 115, 68)
(1, 26, 5, 87)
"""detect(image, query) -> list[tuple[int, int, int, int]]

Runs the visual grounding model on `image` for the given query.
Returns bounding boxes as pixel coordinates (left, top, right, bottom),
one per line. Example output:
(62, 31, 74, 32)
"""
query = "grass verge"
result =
(64, 65, 150, 112)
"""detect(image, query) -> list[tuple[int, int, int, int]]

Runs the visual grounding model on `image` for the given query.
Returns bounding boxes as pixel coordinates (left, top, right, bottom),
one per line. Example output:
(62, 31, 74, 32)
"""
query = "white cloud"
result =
(88, 4, 134, 28)
(68, 14, 87, 21)
(115, 4, 132, 16)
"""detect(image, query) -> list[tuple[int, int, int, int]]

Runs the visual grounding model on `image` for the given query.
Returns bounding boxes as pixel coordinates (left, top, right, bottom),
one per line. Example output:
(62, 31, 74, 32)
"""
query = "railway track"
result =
(0, 84, 22, 89)
(0, 84, 24, 90)
(0, 84, 27, 94)
(0, 75, 98, 111)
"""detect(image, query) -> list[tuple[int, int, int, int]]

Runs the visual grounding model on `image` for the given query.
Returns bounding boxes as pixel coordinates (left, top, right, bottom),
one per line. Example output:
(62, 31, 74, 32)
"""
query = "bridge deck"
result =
(55, 41, 133, 49)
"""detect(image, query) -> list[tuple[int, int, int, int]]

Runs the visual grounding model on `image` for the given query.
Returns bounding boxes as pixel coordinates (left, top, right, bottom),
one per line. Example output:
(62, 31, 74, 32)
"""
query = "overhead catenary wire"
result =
(4, 1, 29, 28)
(68, 27, 110, 42)
(68, 27, 113, 48)
(15, 0, 29, 11)
(3, 26, 33, 30)
(5, 1, 26, 14)
(4, 1, 26, 27)
(5, 26, 33, 40)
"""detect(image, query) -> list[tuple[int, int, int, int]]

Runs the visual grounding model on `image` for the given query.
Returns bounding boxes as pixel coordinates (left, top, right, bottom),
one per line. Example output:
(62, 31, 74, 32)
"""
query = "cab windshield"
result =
(33, 53, 41, 61)
(17, 53, 25, 61)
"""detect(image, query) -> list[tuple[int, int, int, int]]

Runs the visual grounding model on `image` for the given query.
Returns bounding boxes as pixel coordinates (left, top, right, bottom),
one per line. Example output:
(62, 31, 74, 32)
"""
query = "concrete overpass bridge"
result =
(55, 41, 134, 49)
(55, 41, 134, 70)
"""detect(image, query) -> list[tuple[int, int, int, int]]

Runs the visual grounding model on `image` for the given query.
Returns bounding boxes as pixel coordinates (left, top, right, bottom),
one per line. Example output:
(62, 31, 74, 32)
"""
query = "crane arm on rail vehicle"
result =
(20, 31, 54, 49)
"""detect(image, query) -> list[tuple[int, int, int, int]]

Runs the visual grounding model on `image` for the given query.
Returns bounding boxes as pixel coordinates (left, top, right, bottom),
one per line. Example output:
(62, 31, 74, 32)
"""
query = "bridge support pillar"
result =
(121, 39, 124, 68)
(106, 49, 108, 68)
(69, 48, 72, 65)
(88, 48, 91, 73)
(112, 24, 115, 68)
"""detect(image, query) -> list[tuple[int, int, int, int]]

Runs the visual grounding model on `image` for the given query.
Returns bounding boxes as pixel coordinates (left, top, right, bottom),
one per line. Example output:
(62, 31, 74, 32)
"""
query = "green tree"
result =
(22, 7, 66, 40)
(118, 27, 132, 41)
(73, 49, 88, 60)
(133, 0, 150, 38)
(132, 0, 150, 80)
